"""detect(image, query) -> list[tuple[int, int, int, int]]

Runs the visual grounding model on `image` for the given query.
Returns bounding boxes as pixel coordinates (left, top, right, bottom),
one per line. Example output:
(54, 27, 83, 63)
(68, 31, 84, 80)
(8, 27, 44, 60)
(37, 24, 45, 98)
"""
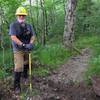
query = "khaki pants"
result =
(14, 51, 29, 72)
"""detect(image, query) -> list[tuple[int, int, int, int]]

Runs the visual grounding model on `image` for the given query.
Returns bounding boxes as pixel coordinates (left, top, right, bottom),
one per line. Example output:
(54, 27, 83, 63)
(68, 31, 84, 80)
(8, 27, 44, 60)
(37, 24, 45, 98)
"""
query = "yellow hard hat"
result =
(15, 7, 27, 16)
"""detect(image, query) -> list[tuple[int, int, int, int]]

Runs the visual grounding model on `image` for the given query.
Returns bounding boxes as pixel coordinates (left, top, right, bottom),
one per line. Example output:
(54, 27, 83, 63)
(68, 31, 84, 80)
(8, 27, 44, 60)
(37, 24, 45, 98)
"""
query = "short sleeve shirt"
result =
(9, 21, 35, 51)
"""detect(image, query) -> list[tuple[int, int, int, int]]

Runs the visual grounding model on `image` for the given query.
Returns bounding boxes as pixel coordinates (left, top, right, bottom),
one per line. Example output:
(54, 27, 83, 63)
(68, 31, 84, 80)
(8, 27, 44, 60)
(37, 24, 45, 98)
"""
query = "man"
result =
(9, 7, 35, 94)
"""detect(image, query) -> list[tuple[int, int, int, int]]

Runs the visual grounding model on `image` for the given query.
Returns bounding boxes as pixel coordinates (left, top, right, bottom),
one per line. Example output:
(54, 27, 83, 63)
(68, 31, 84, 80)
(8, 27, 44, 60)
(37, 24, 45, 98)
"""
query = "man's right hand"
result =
(18, 43, 26, 49)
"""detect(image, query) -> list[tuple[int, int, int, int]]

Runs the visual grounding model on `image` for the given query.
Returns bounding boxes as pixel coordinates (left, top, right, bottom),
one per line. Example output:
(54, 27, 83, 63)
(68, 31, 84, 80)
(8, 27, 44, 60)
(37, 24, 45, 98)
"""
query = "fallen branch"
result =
(72, 46, 83, 55)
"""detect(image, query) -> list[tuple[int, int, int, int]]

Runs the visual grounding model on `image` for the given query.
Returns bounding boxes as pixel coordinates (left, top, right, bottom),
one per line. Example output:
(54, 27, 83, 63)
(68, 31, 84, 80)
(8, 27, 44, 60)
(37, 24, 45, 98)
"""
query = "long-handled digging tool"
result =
(26, 53, 33, 100)
(29, 53, 32, 93)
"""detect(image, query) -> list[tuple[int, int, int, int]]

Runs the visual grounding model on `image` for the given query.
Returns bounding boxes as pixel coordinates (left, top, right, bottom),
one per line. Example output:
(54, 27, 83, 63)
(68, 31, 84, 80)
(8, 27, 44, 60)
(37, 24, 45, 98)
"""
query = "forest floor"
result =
(0, 48, 100, 100)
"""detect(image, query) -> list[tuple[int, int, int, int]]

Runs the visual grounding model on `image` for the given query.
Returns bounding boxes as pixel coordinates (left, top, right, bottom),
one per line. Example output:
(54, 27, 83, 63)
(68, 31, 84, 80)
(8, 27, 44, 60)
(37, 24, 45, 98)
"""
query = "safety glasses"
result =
(18, 15, 26, 17)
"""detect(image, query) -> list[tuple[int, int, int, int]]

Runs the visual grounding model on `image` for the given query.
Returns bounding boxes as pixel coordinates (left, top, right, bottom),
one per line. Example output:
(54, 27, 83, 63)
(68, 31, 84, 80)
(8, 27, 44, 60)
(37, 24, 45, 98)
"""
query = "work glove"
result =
(18, 43, 26, 49)
(25, 43, 33, 51)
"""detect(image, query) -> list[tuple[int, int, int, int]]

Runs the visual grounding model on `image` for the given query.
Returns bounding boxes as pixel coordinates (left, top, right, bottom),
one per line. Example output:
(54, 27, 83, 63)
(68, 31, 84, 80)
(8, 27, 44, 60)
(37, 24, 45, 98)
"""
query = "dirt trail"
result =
(48, 48, 91, 83)
(1, 48, 100, 100)
(29, 48, 97, 100)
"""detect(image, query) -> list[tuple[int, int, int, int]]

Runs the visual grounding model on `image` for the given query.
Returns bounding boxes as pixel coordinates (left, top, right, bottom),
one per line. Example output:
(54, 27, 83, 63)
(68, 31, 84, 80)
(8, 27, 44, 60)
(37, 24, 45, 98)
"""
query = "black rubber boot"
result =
(23, 64, 29, 79)
(14, 72, 21, 94)
(22, 64, 29, 85)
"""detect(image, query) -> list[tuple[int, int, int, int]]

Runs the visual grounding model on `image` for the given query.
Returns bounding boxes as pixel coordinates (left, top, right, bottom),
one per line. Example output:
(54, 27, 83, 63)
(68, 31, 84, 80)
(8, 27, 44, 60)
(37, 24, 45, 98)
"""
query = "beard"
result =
(17, 18, 25, 23)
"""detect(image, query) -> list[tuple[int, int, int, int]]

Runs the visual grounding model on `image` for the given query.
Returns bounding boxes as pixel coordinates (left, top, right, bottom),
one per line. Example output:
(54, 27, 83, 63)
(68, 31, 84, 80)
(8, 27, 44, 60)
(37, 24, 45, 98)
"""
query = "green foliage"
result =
(85, 58, 100, 84)
(31, 44, 70, 77)
(33, 67, 49, 77)
(0, 69, 7, 79)
(29, 0, 65, 40)
(0, 49, 13, 66)
(75, 0, 100, 36)
(36, 44, 70, 66)
(0, 49, 13, 79)
(0, 0, 20, 22)
(75, 35, 100, 49)
(86, 55, 100, 77)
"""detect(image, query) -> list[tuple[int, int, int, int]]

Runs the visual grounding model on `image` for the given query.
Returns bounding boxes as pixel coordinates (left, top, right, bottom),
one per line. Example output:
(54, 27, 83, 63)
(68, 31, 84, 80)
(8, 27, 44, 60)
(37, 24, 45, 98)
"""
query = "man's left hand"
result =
(25, 43, 33, 51)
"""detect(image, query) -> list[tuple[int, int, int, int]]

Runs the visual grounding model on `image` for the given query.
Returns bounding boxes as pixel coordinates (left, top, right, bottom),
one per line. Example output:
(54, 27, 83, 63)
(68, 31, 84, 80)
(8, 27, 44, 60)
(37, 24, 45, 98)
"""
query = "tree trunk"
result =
(40, 0, 48, 46)
(0, 7, 3, 47)
(35, 0, 40, 43)
(29, 0, 37, 36)
(63, 0, 77, 49)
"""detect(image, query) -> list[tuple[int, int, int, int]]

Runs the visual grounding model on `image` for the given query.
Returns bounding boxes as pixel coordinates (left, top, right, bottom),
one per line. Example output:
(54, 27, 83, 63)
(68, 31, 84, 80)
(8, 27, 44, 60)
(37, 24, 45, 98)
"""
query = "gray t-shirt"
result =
(9, 21, 35, 51)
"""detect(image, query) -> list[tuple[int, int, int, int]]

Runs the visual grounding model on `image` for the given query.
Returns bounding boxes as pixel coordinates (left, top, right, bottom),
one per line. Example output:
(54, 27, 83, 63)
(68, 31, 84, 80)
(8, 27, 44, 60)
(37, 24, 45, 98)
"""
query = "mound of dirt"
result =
(30, 76, 99, 100)
(0, 77, 100, 100)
